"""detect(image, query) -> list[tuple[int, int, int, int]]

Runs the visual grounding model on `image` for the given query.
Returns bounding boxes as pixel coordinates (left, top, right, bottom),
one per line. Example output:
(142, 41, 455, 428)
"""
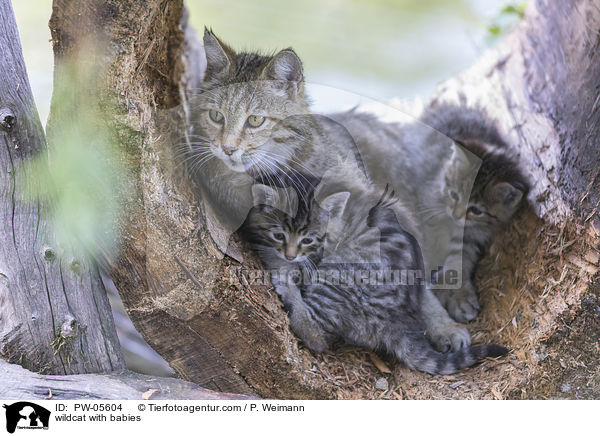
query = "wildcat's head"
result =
(242, 182, 349, 264)
(190, 29, 311, 174)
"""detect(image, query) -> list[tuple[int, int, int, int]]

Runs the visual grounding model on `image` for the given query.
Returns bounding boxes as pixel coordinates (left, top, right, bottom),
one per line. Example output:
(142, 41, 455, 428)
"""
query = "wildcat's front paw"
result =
(429, 322, 471, 353)
(445, 288, 480, 323)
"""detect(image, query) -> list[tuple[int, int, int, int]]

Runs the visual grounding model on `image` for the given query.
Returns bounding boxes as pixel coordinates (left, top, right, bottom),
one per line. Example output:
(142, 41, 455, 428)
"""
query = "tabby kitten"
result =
(419, 105, 529, 322)
(240, 175, 344, 352)
(243, 172, 508, 375)
(329, 106, 528, 323)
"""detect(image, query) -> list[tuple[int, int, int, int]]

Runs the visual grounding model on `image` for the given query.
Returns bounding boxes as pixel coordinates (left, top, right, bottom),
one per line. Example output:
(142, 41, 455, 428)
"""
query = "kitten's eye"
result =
(300, 237, 314, 245)
(467, 206, 483, 216)
(271, 232, 285, 241)
(246, 115, 266, 128)
(209, 109, 224, 124)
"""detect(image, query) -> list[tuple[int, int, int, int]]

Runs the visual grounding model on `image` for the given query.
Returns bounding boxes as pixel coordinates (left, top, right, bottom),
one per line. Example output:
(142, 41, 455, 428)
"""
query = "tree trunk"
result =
(48, 0, 600, 400)
(48, 0, 334, 399)
(0, 0, 124, 375)
(427, 0, 600, 225)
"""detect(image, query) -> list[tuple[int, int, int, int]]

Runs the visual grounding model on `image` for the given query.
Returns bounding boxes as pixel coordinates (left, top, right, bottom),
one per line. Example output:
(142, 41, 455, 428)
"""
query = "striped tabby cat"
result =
(419, 105, 529, 322)
(330, 107, 528, 323)
(241, 172, 508, 375)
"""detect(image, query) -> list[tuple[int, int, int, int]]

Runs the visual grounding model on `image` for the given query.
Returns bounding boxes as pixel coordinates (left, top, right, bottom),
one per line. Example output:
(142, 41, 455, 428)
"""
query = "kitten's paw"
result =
(429, 323, 471, 353)
(289, 310, 330, 353)
(445, 289, 480, 323)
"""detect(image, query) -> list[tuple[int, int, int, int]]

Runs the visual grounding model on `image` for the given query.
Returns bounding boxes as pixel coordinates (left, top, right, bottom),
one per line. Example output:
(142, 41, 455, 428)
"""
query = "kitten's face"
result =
(465, 180, 524, 227)
(256, 209, 325, 263)
(442, 144, 525, 228)
(243, 183, 350, 264)
(191, 30, 309, 174)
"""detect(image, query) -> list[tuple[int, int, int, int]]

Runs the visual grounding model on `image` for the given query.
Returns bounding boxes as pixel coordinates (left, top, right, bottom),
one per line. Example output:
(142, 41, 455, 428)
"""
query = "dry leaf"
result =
(44, 389, 52, 400)
(142, 389, 158, 400)
(368, 353, 391, 373)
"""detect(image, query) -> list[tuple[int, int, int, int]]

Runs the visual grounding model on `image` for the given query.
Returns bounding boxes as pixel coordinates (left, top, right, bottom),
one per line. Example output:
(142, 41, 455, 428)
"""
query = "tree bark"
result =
(47, 0, 600, 400)
(426, 0, 600, 227)
(48, 0, 333, 399)
(0, 0, 124, 375)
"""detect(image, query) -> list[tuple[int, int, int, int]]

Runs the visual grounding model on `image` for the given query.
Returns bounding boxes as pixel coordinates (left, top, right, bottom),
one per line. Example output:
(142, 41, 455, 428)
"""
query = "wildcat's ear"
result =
(489, 181, 524, 209)
(319, 192, 350, 222)
(261, 49, 303, 94)
(203, 28, 234, 81)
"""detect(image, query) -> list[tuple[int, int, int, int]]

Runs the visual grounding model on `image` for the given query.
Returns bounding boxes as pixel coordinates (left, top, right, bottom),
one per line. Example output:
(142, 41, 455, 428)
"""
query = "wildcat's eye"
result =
(271, 232, 285, 241)
(246, 115, 266, 128)
(300, 237, 314, 245)
(467, 206, 483, 216)
(209, 109, 224, 124)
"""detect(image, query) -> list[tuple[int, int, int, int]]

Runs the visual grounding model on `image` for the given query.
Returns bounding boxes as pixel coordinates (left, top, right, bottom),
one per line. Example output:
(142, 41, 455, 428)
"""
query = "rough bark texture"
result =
(47, 0, 599, 400)
(0, 360, 255, 400)
(0, 0, 124, 375)
(49, 0, 331, 399)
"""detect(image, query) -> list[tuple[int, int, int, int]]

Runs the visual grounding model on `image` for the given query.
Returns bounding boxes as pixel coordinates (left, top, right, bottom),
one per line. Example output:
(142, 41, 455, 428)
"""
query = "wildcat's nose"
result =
(285, 253, 296, 261)
(221, 144, 236, 155)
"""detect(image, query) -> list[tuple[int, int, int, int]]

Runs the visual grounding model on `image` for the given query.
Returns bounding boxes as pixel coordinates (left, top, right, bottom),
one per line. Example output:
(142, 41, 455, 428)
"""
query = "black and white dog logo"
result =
(3, 402, 50, 433)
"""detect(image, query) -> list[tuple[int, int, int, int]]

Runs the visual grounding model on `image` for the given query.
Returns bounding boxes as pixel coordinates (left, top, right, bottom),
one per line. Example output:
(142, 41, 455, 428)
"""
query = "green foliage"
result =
(19, 54, 129, 260)
(486, 2, 527, 44)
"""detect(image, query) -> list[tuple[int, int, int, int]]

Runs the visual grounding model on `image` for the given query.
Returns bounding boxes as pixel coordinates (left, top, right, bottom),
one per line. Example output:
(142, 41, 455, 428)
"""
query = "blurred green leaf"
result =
(18, 43, 129, 261)
(487, 25, 501, 35)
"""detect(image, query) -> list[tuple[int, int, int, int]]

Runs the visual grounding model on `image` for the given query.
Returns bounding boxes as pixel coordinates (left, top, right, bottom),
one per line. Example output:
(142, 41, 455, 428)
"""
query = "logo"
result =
(3, 402, 50, 433)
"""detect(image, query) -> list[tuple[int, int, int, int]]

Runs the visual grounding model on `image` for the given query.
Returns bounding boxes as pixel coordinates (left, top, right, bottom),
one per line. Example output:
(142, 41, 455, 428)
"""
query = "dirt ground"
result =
(297, 206, 599, 399)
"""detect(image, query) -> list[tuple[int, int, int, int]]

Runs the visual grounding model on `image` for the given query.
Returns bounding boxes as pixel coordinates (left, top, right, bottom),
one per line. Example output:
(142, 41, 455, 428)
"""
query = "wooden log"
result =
(48, 0, 331, 399)
(0, 360, 255, 400)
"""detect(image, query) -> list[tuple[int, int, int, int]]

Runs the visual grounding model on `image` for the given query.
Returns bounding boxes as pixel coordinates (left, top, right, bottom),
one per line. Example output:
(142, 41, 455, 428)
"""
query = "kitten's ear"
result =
(203, 28, 234, 81)
(489, 181, 524, 209)
(319, 192, 350, 222)
(261, 49, 303, 94)
(450, 142, 480, 169)
(251, 184, 298, 216)
(251, 184, 280, 207)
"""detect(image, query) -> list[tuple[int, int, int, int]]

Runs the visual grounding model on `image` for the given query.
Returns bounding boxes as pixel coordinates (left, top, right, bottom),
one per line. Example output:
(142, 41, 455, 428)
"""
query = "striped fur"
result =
(243, 180, 508, 375)
(420, 105, 530, 322)
(328, 106, 528, 323)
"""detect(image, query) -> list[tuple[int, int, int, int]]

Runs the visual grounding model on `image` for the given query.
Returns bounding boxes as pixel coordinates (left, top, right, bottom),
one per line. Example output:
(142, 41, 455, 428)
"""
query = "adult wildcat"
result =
(184, 29, 364, 249)
(186, 30, 527, 325)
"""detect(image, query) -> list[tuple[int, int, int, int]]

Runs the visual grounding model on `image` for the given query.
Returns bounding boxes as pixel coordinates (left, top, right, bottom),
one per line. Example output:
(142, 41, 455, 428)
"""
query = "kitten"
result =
(242, 173, 508, 375)
(240, 175, 339, 352)
(419, 105, 529, 322)
(328, 107, 528, 323)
